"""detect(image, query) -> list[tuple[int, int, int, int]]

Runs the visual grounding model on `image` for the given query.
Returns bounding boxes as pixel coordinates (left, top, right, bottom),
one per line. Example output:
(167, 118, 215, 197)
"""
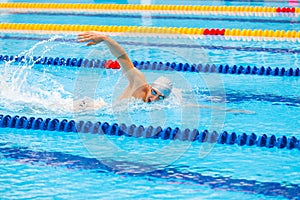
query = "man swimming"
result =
(77, 32, 254, 114)
(78, 32, 172, 103)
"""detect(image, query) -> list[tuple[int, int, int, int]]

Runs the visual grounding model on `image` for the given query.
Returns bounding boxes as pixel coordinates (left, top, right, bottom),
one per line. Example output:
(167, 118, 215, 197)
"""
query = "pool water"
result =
(1, 129, 299, 199)
(0, 0, 300, 199)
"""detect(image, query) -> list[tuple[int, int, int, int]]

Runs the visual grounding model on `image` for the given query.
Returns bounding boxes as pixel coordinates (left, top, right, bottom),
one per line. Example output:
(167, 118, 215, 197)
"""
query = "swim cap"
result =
(151, 76, 173, 97)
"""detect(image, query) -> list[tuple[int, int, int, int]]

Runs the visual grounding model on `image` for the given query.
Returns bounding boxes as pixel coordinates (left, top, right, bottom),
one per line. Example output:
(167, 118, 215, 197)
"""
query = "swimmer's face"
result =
(146, 87, 165, 103)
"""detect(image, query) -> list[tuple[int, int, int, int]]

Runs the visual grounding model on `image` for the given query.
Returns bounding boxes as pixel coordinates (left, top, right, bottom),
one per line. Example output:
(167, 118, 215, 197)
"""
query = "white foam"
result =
(0, 35, 105, 115)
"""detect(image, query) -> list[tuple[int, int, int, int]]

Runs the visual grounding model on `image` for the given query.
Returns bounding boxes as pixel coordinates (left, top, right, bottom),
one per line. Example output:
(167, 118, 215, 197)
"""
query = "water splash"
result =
(0, 35, 105, 115)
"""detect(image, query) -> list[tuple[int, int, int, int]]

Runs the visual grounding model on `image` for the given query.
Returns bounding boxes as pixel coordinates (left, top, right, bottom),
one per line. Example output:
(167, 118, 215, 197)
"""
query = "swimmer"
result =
(77, 32, 254, 115)
(78, 32, 172, 103)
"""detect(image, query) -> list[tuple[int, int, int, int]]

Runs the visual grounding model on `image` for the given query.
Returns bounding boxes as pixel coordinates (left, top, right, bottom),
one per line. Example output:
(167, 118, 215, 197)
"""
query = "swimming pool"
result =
(0, 0, 300, 199)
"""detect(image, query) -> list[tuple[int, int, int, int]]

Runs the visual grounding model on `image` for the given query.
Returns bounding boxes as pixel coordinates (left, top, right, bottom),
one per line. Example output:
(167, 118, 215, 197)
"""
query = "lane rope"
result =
(0, 3, 298, 16)
(1, 55, 299, 77)
(0, 114, 299, 151)
(0, 23, 299, 42)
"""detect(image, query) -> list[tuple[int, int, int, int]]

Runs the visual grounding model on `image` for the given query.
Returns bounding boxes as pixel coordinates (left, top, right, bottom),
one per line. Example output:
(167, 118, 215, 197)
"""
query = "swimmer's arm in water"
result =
(73, 97, 105, 112)
(77, 32, 145, 85)
(186, 104, 255, 114)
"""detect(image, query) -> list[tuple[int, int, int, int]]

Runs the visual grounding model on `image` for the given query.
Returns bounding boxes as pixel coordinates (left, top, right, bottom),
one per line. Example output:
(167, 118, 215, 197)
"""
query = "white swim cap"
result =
(151, 76, 173, 97)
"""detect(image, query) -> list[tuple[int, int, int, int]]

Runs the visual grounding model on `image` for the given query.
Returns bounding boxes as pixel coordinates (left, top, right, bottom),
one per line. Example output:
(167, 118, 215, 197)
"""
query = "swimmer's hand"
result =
(77, 32, 128, 60)
(77, 32, 108, 46)
(73, 97, 105, 112)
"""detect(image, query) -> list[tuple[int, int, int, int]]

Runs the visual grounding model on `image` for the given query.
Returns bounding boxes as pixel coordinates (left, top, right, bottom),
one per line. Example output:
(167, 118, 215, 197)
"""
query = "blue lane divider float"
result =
(0, 54, 299, 77)
(0, 114, 299, 151)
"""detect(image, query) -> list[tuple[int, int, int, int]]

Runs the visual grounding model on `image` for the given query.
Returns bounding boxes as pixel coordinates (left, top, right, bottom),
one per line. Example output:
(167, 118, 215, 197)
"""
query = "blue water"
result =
(0, 0, 300, 199)
(1, 12, 299, 31)
(1, 33, 300, 69)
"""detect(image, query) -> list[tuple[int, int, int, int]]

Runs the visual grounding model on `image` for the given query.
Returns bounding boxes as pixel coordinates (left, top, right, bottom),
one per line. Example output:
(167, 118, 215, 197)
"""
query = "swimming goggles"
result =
(151, 88, 165, 101)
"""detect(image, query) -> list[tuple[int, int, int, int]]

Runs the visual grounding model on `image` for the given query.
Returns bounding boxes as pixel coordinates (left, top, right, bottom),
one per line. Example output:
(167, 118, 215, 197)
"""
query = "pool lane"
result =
(2, 11, 299, 25)
(0, 35, 299, 55)
(0, 143, 299, 199)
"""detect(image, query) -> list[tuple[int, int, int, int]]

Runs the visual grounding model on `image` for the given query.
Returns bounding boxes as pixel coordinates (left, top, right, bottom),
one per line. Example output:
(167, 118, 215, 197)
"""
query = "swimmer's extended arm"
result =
(77, 32, 143, 84)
